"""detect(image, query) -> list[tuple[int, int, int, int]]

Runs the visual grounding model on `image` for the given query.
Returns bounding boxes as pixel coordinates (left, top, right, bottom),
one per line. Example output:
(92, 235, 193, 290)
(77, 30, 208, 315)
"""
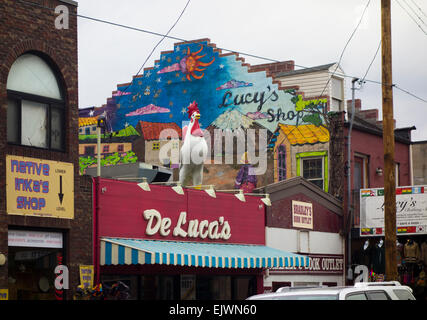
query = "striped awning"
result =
(100, 238, 309, 269)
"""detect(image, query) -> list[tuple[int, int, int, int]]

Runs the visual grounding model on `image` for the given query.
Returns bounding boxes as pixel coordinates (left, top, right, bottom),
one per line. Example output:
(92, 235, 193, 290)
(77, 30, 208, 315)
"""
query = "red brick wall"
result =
(266, 192, 342, 233)
(0, 0, 93, 299)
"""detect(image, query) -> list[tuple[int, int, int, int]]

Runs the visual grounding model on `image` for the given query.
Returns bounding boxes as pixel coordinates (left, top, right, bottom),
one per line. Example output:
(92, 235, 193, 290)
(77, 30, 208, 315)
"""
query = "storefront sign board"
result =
(79, 265, 94, 288)
(360, 186, 427, 236)
(270, 254, 344, 274)
(0, 289, 8, 300)
(292, 200, 313, 229)
(6, 155, 74, 219)
(8, 230, 63, 248)
(96, 178, 266, 244)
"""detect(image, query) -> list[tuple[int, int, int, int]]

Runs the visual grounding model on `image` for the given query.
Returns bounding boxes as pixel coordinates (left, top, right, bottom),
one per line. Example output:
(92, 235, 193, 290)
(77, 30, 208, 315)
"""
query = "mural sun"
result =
(158, 45, 215, 81)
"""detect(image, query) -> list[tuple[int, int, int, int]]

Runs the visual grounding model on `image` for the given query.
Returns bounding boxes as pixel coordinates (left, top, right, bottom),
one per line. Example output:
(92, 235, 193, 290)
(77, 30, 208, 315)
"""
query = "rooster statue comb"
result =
(187, 101, 199, 118)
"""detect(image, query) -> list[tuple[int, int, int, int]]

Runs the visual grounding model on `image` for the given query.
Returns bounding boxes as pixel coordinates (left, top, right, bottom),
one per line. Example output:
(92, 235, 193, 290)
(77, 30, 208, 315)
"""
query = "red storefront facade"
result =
(93, 177, 306, 300)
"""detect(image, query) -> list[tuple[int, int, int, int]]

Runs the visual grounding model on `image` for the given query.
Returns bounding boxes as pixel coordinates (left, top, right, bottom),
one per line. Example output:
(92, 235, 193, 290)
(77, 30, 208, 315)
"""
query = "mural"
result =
(89, 40, 328, 134)
(79, 39, 331, 187)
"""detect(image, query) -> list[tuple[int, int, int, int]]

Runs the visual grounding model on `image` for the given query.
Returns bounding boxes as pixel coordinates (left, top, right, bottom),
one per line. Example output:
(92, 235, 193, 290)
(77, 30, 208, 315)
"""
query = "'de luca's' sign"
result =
(96, 177, 266, 245)
(6, 155, 74, 219)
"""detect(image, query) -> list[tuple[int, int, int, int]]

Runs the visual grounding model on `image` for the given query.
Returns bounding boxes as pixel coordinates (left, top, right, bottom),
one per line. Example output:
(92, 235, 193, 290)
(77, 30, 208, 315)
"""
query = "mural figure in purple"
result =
(235, 152, 257, 193)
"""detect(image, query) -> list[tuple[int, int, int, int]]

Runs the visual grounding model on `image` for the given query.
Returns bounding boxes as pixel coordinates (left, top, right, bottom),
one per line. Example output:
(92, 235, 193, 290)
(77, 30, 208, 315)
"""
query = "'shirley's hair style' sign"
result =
(95, 178, 266, 245)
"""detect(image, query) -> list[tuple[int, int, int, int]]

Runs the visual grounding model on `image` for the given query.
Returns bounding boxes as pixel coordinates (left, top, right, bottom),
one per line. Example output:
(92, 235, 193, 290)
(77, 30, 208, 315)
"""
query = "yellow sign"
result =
(0, 289, 8, 300)
(6, 155, 74, 219)
(79, 265, 94, 288)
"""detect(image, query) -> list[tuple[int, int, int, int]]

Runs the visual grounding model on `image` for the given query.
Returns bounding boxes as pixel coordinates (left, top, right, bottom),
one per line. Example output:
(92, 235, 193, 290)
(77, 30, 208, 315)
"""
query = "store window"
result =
(8, 230, 64, 300)
(296, 151, 328, 192)
(277, 145, 287, 181)
(7, 53, 65, 151)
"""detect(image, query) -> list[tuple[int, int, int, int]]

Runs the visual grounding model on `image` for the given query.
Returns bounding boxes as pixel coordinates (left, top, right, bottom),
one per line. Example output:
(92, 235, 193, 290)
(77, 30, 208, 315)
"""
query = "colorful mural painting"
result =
(78, 39, 331, 188)
(87, 40, 327, 134)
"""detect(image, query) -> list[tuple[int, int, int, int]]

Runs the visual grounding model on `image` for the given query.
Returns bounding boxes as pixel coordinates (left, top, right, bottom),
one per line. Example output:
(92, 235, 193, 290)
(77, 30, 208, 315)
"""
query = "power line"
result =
(410, 0, 427, 19)
(319, 0, 372, 98)
(395, 0, 427, 35)
(395, 85, 427, 103)
(116, 0, 191, 103)
(16, 0, 427, 105)
(359, 40, 381, 87)
(402, 0, 427, 27)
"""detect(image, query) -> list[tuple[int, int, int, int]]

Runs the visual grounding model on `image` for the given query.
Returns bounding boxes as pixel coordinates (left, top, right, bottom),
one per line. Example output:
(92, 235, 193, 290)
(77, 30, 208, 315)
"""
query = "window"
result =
(152, 142, 160, 150)
(117, 144, 124, 152)
(296, 151, 328, 191)
(354, 155, 369, 190)
(103, 145, 109, 153)
(366, 291, 390, 300)
(345, 292, 368, 300)
(7, 53, 65, 151)
(393, 289, 415, 300)
(302, 158, 323, 189)
(85, 127, 91, 135)
(331, 77, 344, 112)
(395, 163, 400, 186)
(84, 146, 95, 156)
(277, 145, 287, 181)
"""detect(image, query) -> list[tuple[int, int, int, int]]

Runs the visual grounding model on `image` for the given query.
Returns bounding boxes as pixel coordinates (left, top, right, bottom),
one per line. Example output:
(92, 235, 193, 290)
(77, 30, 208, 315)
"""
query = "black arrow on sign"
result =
(58, 175, 64, 205)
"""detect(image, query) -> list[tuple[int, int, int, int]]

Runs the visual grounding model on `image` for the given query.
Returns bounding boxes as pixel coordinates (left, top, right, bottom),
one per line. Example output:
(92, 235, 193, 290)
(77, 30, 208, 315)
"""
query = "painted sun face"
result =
(181, 45, 215, 81)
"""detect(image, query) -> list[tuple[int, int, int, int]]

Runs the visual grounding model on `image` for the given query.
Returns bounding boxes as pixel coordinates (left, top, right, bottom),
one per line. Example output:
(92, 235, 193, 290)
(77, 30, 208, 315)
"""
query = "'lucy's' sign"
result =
(143, 210, 232, 240)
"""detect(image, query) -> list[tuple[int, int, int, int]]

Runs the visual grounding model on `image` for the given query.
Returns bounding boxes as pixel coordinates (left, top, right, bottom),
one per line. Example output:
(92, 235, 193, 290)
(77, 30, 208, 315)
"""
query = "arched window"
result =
(7, 53, 65, 150)
(277, 145, 286, 181)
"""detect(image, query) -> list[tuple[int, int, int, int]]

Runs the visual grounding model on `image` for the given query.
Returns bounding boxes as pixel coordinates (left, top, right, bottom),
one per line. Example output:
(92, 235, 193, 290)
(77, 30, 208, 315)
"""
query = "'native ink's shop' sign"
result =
(6, 155, 74, 219)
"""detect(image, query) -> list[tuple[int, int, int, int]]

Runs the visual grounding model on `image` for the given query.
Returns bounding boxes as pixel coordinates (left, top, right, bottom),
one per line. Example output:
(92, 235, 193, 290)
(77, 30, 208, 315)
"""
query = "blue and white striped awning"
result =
(100, 238, 309, 269)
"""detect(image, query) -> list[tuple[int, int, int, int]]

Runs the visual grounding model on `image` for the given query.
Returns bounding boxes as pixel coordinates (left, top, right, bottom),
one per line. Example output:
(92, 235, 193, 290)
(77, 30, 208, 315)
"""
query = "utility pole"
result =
(346, 77, 359, 284)
(381, 0, 397, 281)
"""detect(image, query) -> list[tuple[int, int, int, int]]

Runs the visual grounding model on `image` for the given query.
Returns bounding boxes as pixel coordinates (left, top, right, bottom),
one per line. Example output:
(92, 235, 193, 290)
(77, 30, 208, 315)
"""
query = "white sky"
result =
(77, 0, 427, 141)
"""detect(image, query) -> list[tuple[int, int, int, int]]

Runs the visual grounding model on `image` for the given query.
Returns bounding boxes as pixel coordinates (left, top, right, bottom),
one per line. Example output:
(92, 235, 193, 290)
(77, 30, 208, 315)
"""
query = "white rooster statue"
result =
(179, 101, 208, 187)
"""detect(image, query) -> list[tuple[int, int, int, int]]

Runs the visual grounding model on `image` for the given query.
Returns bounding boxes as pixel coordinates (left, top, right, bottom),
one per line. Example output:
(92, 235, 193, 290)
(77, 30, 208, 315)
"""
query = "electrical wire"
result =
(115, 0, 191, 103)
(410, 0, 427, 19)
(395, 0, 427, 35)
(402, 0, 427, 28)
(359, 40, 381, 87)
(15, 0, 427, 105)
(319, 0, 372, 98)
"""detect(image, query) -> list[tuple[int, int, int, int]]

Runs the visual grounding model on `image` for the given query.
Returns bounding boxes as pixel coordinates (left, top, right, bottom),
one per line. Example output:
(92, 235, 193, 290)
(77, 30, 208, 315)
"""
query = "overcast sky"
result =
(76, 0, 427, 141)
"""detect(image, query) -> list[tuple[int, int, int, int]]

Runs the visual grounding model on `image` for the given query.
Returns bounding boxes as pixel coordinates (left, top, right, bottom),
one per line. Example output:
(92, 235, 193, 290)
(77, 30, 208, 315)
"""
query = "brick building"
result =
(0, 0, 92, 300)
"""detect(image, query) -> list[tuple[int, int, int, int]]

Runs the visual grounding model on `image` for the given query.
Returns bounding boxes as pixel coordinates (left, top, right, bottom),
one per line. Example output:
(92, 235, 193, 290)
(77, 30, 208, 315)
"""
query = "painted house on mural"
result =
(78, 39, 336, 193)
(78, 115, 140, 174)
(134, 121, 182, 168)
